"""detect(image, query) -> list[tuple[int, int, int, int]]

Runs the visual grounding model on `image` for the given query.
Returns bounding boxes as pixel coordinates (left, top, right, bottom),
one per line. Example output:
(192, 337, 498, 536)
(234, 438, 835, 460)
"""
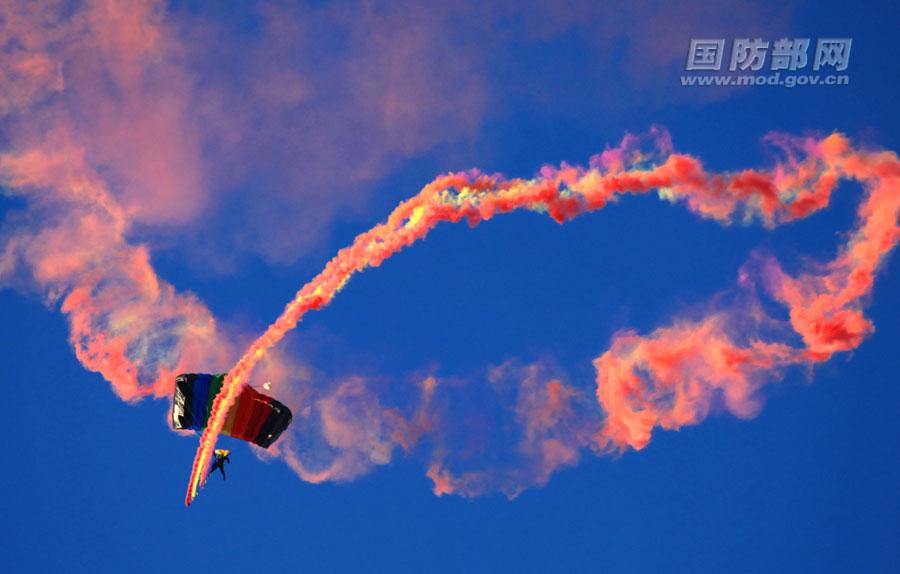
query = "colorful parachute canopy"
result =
(172, 373, 292, 448)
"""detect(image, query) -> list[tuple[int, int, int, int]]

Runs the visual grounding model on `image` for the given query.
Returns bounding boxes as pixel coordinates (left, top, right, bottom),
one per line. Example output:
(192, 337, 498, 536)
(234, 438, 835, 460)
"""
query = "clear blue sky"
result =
(2, 1, 899, 572)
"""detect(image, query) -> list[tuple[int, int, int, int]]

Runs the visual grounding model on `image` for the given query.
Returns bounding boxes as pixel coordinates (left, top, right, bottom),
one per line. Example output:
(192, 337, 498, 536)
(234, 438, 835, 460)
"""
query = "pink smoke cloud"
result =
(178, 0, 488, 266)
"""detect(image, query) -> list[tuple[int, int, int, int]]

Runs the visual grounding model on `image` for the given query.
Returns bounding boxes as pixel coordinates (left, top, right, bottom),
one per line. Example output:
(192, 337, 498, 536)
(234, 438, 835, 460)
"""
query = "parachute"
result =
(172, 373, 292, 448)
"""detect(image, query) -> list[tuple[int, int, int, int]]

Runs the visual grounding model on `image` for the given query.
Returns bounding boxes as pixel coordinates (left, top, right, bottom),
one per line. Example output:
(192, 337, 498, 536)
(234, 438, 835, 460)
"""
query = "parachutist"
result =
(210, 449, 231, 480)
(175, 373, 292, 505)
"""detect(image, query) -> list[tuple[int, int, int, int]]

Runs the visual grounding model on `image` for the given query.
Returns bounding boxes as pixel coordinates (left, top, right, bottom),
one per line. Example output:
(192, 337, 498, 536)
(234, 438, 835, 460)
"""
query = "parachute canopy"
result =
(172, 373, 292, 448)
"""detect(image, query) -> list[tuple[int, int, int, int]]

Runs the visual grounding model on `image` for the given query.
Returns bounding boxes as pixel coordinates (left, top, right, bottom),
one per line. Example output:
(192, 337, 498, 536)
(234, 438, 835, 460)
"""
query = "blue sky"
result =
(2, 0, 899, 572)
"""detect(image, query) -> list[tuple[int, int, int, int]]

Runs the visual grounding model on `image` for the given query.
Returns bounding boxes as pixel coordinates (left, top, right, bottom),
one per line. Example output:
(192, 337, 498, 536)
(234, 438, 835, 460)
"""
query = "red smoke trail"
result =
(0, 144, 228, 401)
(187, 130, 899, 504)
(595, 135, 899, 453)
(0, 0, 240, 403)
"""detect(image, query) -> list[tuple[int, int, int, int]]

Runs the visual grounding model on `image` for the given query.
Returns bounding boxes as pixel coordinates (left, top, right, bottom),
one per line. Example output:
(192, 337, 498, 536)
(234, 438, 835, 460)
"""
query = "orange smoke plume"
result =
(187, 129, 899, 503)
(1, 0, 226, 401)
(595, 135, 899, 453)
(0, 143, 227, 400)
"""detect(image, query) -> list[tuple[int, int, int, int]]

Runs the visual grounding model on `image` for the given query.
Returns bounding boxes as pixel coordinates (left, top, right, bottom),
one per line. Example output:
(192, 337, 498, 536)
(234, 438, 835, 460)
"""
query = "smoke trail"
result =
(187, 130, 899, 503)
(10, 0, 889, 505)
(595, 134, 899, 453)
(0, 0, 232, 400)
(0, 142, 230, 400)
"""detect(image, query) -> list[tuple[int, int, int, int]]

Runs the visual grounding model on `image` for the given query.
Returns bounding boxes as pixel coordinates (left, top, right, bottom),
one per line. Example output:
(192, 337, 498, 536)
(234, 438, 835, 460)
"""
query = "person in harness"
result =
(209, 449, 231, 480)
